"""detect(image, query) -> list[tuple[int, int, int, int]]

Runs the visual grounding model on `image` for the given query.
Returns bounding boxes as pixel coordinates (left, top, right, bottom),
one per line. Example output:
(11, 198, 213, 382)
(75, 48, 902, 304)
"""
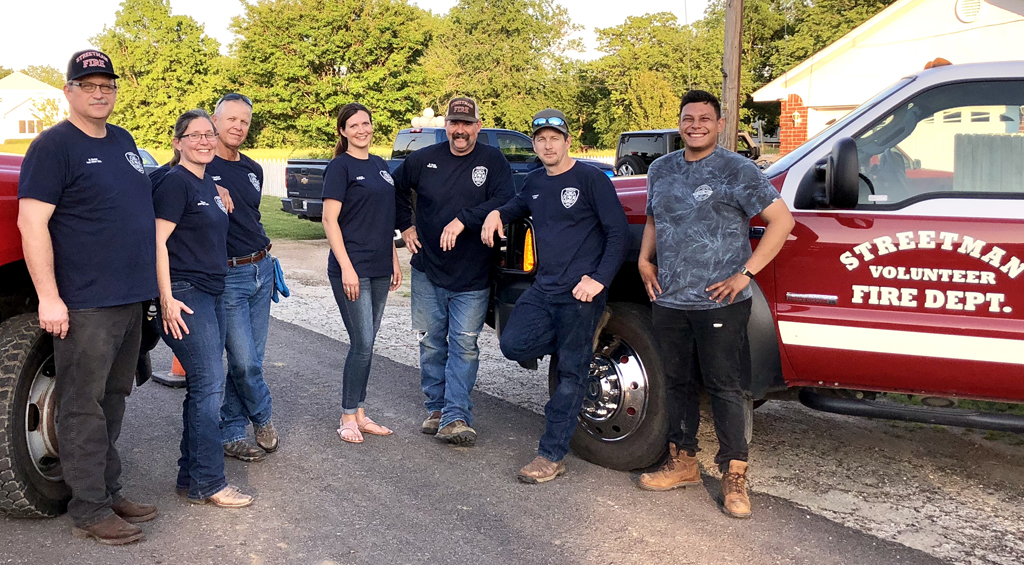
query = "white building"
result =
(752, 0, 1024, 154)
(0, 72, 67, 141)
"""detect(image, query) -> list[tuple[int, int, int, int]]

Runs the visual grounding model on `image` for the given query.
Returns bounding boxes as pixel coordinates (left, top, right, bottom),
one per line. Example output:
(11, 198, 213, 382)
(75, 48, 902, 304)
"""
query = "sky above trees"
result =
(0, 0, 701, 69)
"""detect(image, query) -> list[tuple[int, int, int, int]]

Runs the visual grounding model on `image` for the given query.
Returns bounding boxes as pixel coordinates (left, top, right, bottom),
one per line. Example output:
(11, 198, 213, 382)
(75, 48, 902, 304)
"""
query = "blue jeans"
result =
(329, 274, 390, 413)
(158, 282, 229, 500)
(499, 286, 607, 462)
(220, 255, 274, 444)
(410, 267, 489, 429)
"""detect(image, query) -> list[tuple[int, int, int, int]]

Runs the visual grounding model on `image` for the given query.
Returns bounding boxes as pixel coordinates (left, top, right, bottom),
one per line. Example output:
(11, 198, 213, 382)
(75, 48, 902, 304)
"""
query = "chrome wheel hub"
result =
(579, 336, 648, 442)
(25, 354, 62, 482)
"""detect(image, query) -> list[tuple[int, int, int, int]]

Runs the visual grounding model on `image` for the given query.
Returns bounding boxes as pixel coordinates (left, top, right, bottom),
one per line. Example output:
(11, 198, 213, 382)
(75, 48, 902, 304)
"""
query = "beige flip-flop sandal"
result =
(357, 417, 393, 436)
(337, 420, 363, 443)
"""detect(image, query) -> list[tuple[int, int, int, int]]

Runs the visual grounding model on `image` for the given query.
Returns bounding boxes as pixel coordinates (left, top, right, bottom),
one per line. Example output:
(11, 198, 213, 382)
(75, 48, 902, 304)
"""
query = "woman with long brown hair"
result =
(321, 103, 402, 443)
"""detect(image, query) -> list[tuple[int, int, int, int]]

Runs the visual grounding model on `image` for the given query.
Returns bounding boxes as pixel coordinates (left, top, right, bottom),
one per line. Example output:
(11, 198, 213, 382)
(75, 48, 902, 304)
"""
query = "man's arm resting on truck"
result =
(638, 216, 662, 302)
(445, 161, 515, 252)
(481, 190, 530, 248)
(706, 199, 795, 304)
(17, 198, 68, 338)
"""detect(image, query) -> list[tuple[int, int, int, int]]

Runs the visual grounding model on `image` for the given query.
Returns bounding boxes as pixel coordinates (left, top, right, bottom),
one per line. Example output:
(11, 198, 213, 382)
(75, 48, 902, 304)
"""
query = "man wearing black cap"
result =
(394, 97, 515, 445)
(17, 49, 158, 544)
(482, 109, 628, 483)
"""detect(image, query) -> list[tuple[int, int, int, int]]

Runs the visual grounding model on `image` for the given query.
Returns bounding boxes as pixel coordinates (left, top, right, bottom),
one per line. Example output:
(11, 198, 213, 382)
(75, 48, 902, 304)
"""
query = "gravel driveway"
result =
(271, 239, 1024, 565)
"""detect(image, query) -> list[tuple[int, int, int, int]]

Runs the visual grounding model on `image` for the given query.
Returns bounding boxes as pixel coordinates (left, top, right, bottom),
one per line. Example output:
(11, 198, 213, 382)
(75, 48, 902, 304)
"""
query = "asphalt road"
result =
(0, 318, 945, 565)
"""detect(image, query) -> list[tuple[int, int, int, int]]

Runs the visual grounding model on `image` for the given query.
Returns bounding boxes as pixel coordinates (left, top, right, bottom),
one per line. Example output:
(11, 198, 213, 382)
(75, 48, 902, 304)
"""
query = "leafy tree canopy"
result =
(21, 65, 65, 89)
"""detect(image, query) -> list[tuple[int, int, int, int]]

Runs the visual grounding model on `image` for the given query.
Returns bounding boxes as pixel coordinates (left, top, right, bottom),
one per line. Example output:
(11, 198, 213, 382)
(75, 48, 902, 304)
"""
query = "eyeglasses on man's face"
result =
(69, 81, 118, 94)
(179, 132, 218, 142)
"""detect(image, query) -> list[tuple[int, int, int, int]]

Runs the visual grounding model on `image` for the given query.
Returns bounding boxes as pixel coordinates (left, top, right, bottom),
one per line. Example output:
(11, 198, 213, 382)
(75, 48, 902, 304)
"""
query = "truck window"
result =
(855, 80, 1024, 207)
(392, 131, 438, 159)
(497, 132, 536, 163)
(619, 134, 664, 158)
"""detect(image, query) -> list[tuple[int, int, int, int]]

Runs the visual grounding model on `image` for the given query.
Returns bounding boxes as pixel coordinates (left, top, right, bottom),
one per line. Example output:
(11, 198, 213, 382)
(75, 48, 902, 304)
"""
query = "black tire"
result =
(0, 313, 70, 518)
(548, 303, 667, 471)
(615, 155, 647, 177)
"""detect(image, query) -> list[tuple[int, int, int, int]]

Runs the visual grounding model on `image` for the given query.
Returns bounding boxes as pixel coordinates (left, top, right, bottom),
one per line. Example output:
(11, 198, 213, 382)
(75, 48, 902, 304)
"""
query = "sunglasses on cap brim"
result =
(218, 93, 252, 108)
(532, 117, 566, 128)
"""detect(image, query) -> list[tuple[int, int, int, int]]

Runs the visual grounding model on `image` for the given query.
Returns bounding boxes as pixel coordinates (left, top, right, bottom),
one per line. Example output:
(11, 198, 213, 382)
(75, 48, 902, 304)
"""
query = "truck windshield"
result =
(392, 131, 438, 159)
(765, 76, 916, 178)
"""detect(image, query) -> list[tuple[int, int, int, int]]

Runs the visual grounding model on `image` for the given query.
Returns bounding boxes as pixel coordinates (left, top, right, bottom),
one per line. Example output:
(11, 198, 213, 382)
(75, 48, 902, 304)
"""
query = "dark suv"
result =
(614, 129, 761, 176)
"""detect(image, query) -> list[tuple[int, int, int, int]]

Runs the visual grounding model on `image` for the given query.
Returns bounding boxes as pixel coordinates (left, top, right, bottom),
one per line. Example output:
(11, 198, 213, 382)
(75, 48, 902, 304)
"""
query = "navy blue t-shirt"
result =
(17, 121, 158, 309)
(149, 163, 171, 188)
(152, 166, 229, 295)
(394, 142, 514, 292)
(322, 153, 396, 279)
(498, 161, 628, 294)
(206, 154, 271, 258)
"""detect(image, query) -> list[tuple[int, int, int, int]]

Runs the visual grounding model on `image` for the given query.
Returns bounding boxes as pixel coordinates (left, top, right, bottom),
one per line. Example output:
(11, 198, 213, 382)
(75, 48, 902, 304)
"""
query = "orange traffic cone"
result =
(153, 355, 187, 388)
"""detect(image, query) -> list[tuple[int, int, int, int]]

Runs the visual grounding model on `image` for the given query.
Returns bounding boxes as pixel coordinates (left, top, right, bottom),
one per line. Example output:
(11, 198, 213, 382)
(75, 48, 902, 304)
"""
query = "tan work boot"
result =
(517, 456, 566, 484)
(637, 443, 701, 491)
(421, 411, 443, 435)
(721, 460, 751, 518)
(435, 420, 476, 446)
(189, 485, 255, 509)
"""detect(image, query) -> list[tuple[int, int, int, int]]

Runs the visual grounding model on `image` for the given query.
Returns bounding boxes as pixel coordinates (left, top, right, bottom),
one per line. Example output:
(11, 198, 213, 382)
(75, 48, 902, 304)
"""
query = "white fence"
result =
(256, 158, 288, 197)
(576, 155, 614, 165)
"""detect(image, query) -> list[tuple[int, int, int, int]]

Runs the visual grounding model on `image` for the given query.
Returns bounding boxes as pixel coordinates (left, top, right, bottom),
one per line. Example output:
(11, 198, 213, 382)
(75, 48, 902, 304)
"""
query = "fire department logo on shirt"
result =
(248, 173, 261, 192)
(379, 170, 394, 186)
(560, 187, 579, 209)
(125, 152, 145, 174)
(214, 195, 228, 214)
(693, 184, 713, 202)
(471, 166, 488, 187)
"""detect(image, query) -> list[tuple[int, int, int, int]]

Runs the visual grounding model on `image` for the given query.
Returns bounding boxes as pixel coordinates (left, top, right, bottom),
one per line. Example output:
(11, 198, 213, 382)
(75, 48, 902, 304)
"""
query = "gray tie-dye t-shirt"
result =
(646, 146, 779, 310)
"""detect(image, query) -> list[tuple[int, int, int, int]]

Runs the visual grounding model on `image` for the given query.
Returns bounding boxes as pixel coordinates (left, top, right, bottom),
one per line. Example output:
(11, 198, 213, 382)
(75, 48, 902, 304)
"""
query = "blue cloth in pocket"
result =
(272, 256, 290, 303)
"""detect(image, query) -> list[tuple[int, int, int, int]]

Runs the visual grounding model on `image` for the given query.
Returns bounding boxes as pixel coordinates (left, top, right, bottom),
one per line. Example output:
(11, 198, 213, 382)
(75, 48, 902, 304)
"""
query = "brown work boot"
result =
(637, 443, 702, 491)
(255, 420, 279, 453)
(71, 513, 143, 545)
(517, 456, 566, 484)
(111, 498, 158, 523)
(421, 411, 443, 434)
(223, 439, 267, 462)
(435, 420, 476, 446)
(721, 460, 751, 518)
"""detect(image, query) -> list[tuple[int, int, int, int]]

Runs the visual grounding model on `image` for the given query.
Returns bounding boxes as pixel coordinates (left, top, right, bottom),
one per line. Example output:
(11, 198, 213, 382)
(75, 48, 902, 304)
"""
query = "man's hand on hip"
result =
(402, 226, 422, 254)
(706, 272, 751, 304)
(573, 275, 605, 303)
(38, 297, 70, 339)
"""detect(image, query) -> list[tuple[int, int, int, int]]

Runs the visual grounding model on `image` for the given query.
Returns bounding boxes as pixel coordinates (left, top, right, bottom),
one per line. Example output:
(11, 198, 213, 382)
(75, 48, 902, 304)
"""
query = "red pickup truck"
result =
(492, 60, 1024, 471)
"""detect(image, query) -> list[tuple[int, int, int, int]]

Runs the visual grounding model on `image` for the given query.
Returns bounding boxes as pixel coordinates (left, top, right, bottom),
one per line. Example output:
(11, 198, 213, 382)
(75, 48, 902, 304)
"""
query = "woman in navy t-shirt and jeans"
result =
(322, 103, 402, 443)
(153, 109, 254, 508)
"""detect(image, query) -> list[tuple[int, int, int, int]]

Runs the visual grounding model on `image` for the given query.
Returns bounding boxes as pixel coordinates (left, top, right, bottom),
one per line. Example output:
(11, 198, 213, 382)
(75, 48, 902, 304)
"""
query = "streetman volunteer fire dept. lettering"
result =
(837, 230, 1021, 315)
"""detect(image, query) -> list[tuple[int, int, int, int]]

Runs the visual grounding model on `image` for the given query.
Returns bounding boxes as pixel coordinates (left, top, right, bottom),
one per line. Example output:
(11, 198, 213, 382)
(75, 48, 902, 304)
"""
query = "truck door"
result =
(776, 79, 1024, 401)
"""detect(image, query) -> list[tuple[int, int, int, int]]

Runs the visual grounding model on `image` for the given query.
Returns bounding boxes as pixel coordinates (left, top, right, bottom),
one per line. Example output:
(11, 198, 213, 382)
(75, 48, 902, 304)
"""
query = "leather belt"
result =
(228, 244, 272, 267)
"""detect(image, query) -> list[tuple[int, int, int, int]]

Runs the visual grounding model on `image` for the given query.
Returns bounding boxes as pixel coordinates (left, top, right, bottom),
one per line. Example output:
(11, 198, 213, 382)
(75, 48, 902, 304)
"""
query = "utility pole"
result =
(720, 0, 743, 151)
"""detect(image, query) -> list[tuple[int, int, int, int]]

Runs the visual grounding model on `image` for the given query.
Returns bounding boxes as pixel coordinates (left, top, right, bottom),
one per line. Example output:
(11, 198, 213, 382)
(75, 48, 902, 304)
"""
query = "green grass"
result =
(259, 195, 326, 240)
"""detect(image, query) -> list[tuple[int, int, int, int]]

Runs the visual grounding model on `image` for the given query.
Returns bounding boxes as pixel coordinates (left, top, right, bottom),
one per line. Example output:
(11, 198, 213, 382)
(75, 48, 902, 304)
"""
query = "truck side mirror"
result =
(825, 137, 859, 209)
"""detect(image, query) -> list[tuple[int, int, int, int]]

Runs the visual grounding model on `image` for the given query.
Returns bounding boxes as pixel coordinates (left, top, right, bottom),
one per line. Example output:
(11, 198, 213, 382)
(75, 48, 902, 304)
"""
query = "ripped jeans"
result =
(410, 267, 489, 429)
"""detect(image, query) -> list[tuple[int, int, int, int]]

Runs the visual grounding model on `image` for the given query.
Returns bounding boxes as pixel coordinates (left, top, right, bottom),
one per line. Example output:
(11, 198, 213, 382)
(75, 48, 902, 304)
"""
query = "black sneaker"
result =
(223, 439, 267, 462)
(435, 420, 476, 446)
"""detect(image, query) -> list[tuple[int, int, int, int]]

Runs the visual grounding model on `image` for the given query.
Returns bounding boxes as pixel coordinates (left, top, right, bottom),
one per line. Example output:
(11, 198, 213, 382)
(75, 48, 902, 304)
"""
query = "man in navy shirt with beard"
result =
(482, 109, 627, 483)
(207, 93, 279, 462)
(17, 49, 158, 545)
(395, 97, 515, 446)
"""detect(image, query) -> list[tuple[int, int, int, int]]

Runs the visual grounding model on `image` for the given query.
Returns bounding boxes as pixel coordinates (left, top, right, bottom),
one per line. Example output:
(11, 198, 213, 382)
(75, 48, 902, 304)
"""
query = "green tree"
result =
(422, 0, 581, 134)
(92, 0, 224, 148)
(0, 67, 14, 80)
(21, 65, 65, 88)
(230, 0, 433, 148)
(31, 97, 68, 127)
(770, 0, 898, 74)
